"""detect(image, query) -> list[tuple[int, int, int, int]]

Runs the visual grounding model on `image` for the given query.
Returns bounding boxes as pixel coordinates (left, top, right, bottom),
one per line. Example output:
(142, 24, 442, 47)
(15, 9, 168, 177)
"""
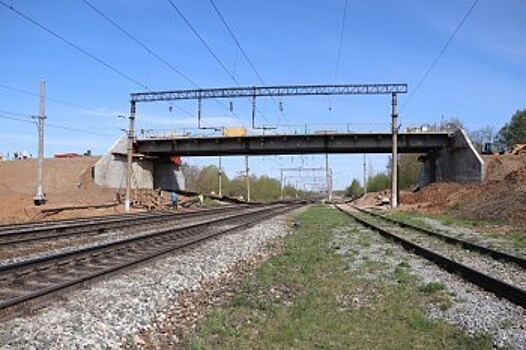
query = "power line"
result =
(81, 0, 243, 126)
(166, 0, 270, 125)
(82, 0, 197, 88)
(0, 1, 149, 90)
(402, 0, 480, 109)
(334, 0, 349, 81)
(207, 0, 287, 124)
(0, 110, 117, 137)
(0, 83, 107, 114)
(0, 1, 192, 117)
(167, 0, 239, 85)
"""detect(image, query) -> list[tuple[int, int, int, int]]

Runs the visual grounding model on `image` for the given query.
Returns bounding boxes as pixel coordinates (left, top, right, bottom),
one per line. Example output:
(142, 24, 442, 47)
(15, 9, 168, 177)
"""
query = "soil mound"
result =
(0, 157, 119, 223)
(401, 154, 526, 223)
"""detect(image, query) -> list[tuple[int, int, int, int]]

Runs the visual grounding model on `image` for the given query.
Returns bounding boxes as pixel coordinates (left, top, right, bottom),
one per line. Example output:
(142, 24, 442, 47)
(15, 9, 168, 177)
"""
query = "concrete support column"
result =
(125, 100, 136, 212)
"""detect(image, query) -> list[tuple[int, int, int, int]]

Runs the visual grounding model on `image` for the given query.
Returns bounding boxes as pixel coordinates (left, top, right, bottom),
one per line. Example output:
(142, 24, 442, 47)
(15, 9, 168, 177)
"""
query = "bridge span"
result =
(136, 131, 451, 157)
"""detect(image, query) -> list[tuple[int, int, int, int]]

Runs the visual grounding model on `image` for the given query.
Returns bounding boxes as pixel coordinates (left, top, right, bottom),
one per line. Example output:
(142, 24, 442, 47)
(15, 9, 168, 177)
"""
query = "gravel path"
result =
(332, 217, 526, 349)
(0, 210, 299, 349)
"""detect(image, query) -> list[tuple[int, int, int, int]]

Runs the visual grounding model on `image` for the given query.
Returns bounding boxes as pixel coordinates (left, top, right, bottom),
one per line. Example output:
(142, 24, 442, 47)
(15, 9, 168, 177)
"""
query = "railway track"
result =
(0, 204, 249, 246)
(336, 204, 526, 309)
(0, 202, 301, 317)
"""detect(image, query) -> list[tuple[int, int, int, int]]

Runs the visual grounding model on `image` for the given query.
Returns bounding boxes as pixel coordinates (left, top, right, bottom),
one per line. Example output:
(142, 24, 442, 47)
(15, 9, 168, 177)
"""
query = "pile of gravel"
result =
(0, 211, 297, 349)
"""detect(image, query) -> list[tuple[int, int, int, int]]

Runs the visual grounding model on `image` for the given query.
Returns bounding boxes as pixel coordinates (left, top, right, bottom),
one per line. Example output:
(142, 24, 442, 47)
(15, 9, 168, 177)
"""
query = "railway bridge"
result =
(92, 83, 484, 211)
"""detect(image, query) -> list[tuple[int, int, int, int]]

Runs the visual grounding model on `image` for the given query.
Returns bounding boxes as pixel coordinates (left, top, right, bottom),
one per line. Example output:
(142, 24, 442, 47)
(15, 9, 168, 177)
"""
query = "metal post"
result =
(329, 168, 333, 201)
(325, 153, 331, 201)
(124, 100, 136, 212)
(363, 153, 367, 195)
(34, 80, 47, 205)
(245, 155, 250, 202)
(251, 93, 256, 129)
(197, 96, 202, 129)
(391, 93, 398, 208)
(218, 156, 222, 197)
(280, 169, 284, 200)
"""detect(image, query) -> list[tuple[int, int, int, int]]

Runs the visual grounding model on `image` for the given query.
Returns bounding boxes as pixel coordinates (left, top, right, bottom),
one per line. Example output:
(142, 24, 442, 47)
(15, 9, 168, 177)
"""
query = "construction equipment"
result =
(511, 144, 526, 155)
(482, 141, 507, 155)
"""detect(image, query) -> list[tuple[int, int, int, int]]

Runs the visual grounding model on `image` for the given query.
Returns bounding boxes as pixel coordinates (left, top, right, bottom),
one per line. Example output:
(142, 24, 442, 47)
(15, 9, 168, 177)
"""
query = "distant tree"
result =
(181, 163, 200, 192)
(367, 172, 390, 192)
(344, 178, 363, 198)
(195, 165, 223, 194)
(499, 109, 526, 146)
(250, 175, 281, 201)
(398, 154, 422, 190)
(226, 176, 246, 199)
(469, 126, 495, 153)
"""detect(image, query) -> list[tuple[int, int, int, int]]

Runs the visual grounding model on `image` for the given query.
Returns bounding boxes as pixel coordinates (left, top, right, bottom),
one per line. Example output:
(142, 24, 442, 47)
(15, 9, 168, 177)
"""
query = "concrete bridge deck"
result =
(136, 132, 452, 157)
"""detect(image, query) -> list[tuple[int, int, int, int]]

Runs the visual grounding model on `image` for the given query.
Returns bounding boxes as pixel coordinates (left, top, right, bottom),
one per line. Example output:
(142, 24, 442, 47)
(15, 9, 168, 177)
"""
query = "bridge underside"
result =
(136, 132, 452, 157)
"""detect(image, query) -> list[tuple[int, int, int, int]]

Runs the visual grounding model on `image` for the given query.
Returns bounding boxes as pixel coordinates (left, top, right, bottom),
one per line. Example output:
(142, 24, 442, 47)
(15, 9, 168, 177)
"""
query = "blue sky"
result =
(1, 0, 525, 190)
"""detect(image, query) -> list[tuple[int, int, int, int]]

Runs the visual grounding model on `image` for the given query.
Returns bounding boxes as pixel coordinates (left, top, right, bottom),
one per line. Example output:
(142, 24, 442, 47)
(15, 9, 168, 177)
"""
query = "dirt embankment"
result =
(401, 154, 526, 223)
(0, 157, 122, 223)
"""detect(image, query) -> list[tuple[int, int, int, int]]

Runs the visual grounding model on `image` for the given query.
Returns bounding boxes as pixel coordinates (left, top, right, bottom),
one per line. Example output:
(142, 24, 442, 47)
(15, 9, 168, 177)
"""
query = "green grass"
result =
(187, 205, 491, 349)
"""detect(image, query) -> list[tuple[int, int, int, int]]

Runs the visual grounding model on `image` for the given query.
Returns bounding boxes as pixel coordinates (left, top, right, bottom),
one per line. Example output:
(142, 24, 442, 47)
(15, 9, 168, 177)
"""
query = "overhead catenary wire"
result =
(328, 0, 349, 115)
(82, 0, 196, 88)
(81, 0, 245, 127)
(402, 0, 480, 110)
(167, 0, 271, 125)
(333, 0, 349, 81)
(208, 0, 288, 123)
(0, 0, 192, 117)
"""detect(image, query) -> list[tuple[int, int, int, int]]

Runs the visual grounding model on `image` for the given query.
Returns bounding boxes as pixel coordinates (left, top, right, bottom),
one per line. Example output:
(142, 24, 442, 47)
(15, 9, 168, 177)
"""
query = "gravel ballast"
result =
(332, 215, 526, 349)
(0, 210, 300, 349)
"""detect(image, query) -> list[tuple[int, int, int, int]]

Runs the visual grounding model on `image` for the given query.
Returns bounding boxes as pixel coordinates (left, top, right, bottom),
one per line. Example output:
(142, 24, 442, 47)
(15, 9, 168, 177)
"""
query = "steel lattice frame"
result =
(130, 83, 407, 102)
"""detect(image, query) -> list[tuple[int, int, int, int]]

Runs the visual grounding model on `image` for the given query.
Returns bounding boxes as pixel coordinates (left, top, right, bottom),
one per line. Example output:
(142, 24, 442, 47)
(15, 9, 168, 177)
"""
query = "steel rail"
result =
(0, 210, 164, 232)
(336, 205, 526, 309)
(0, 204, 280, 275)
(0, 205, 250, 246)
(354, 206, 526, 269)
(0, 203, 300, 315)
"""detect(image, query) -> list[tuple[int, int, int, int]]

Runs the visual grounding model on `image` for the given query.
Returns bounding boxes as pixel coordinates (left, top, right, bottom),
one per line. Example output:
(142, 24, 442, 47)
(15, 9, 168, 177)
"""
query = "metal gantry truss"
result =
(130, 83, 408, 102)
(124, 83, 407, 211)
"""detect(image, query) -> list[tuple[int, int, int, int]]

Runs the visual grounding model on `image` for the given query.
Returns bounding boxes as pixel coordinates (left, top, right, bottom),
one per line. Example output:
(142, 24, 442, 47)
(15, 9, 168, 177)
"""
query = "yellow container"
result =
(223, 127, 247, 137)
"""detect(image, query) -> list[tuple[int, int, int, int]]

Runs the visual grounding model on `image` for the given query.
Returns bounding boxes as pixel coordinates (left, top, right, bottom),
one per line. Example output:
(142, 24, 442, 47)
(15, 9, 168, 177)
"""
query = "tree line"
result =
(182, 164, 313, 201)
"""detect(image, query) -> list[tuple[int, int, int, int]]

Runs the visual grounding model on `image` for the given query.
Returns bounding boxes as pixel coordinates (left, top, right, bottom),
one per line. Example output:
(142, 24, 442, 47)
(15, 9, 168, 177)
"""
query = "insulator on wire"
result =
(229, 101, 234, 112)
(169, 105, 173, 113)
(279, 101, 283, 112)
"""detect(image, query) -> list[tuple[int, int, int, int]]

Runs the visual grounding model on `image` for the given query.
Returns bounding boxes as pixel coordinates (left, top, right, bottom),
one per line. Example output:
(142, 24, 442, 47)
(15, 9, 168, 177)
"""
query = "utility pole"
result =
(363, 153, 367, 195)
(391, 93, 398, 209)
(124, 100, 136, 212)
(245, 155, 250, 202)
(280, 169, 284, 200)
(33, 80, 47, 206)
(218, 156, 222, 197)
(325, 153, 332, 201)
